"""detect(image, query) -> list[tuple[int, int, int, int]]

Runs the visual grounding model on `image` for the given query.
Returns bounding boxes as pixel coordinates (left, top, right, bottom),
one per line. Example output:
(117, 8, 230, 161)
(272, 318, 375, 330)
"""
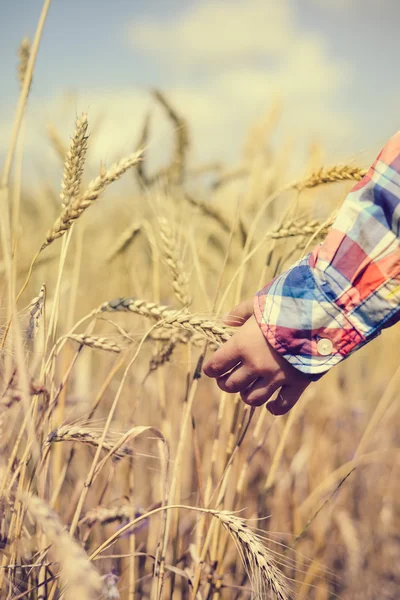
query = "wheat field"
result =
(1, 6, 400, 599)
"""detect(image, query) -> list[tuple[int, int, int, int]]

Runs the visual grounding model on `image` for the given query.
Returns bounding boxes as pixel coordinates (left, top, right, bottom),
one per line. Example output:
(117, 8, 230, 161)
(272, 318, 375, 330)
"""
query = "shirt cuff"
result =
(253, 253, 379, 378)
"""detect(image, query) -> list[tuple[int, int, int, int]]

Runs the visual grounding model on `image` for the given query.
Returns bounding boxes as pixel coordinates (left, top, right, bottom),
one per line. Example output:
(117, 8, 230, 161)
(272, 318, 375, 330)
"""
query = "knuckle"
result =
(243, 353, 263, 374)
(204, 357, 220, 377)
(224, 379, 237, 393)
(216, 377, 233, 393)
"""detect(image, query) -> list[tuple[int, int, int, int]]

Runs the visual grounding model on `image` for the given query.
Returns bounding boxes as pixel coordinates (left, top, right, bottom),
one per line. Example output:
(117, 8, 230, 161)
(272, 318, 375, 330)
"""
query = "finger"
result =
(223, 298, 253, 327)
(216, 365, 257, 394)
(240, 377, 281, 407)
(203, 338, 242, 378)
(266, 381, 309, 416)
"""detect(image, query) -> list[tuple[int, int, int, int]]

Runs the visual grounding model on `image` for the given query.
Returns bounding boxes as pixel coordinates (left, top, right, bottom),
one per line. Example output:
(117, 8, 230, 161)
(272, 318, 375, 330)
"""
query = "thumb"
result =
(223, 298, 254, 327)
(266, 381, 309, 416)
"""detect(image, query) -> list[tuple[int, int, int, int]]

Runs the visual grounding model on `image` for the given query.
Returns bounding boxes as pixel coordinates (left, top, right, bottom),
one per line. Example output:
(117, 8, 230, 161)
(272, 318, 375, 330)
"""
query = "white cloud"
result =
(129, 1, 296, 68)
(126, 0, 355, 155)
(0, 0, 357, 182)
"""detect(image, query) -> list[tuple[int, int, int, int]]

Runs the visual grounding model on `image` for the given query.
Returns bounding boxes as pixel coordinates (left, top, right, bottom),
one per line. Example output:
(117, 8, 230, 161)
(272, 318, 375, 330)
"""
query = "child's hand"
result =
(203, 299, 310, 415)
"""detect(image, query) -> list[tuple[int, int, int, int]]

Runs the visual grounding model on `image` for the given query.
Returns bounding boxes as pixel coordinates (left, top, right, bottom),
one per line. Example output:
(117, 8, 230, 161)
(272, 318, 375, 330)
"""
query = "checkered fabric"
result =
(254, 132, 400, 377)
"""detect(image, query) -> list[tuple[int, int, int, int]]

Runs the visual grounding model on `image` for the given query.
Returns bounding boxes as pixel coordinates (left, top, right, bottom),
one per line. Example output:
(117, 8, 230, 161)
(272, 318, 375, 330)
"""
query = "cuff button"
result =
(317, 338, 333, 356)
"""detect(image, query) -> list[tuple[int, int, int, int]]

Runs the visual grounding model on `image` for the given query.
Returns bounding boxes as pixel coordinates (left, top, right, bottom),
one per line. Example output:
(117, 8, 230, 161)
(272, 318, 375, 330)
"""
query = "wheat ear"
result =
(90, 504, 289, 600)
(60, 113, 89, 209)
(149, 338, 177, 372)
(213, 510, 290, 600)
(27, 283, 46, 339)
(269, 213, 337, 240)
(67, 334, 123, 353)
(25, 494, 103, 600)
(97, 298, 232, 345)
(135, 110, 152, 186)
(44, 425, 132, 459)
(184, 192, 231, 233)
(152, 88, 189, 184)
(17, 38, 31, 89)
(295, 165, 367, 191)
(159, 217, 191, 306)
(42, 149, 143, 249)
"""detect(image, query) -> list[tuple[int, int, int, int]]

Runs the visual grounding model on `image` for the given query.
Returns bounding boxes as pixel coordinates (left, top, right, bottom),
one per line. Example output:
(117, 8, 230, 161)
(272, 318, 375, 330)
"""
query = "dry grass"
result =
(1, 15, 399, 600)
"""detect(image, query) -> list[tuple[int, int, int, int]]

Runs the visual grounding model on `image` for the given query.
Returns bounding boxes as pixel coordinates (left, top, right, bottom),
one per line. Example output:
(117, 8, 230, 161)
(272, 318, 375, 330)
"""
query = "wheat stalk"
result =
(60, 113, 89, 209)
(25, 494, 103, 600)
(47, 121, 67, 163)
(106, 222, 142, 262)
(42, 149, 143, 249)
(213, 165, 249, 190)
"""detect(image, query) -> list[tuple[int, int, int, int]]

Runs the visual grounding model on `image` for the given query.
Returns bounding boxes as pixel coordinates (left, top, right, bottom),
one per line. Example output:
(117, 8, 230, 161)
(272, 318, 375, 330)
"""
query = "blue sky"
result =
(1, 0, 400, 182)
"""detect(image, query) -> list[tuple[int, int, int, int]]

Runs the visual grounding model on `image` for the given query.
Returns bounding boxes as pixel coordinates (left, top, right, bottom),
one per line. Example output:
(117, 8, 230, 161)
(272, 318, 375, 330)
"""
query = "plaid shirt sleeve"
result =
(254, 132, 400, 378)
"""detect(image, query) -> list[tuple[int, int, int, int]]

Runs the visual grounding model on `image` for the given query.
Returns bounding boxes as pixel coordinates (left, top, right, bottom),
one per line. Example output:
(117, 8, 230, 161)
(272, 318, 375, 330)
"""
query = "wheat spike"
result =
(213, 165, 249, 190)
(42, 149, 143, 249)
(103, 571, 121, 600)
(135, 111, 152, 186)
(184, 192, 231, 233)
(81, 505, 133, 527)
(60, 113, 89, 209)
(269, 212, 336, 240)
(149, 338, 177, 372)
(25, 495, 103, 600)
(98, 297, 232, 345)
(98, 297, 173, 320)
(159, 217, 191, 307)
(44, 425, 132, 459)
(17, 37, 31, 89)
(27, 283, 46, 339)
(295, 165, 367, 191)
(152, 89, 189, 185)
(160, 313, 231, 345)
(67, 334, 122, 353)
(211, 510, 290, 600)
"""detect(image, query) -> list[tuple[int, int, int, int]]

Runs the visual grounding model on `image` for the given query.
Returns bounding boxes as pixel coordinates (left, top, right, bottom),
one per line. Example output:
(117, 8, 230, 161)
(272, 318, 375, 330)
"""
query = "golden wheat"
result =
(17, 38, 31, 88)
(295, 165, 367, 190)
(42, 150, 143, 249)
(44, 425, 132, 459)
(25, 495, 103, 600)
(60, 113, 89, 209)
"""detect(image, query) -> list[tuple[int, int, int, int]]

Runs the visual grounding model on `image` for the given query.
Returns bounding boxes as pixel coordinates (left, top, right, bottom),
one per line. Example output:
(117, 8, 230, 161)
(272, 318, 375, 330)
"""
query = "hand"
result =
(203, 299, 310, 415)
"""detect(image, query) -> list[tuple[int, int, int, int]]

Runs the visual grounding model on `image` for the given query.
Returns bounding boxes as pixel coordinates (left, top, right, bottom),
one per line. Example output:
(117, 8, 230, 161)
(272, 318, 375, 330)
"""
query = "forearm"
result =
(255, 132, 400, 377)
